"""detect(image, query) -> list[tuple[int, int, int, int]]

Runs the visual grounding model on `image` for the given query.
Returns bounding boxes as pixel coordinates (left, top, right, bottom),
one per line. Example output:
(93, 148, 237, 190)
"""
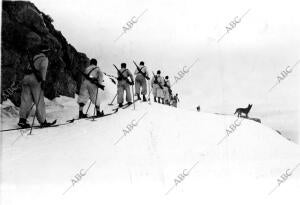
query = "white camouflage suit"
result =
(19, 53, 48, 123)
(77, 65, 104, 106)
(157, 75, 165, 98)
(151, 74, 164, 98)
(117, 68, 134, 104)
(163, 79, 171, 103)
(134, 66, 149, 96)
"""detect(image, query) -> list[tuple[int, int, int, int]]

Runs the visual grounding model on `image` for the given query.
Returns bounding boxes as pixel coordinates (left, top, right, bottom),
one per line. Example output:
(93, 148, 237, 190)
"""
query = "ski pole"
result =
(85, 100, 92, 115)
(92, 88, 99, 121)
(108, 93, 117, 105)
(147, 80, 151, 101)
(24, 85, 39, 117)
(27, 100, 36, 116)
(29, 88, 43, 135)
(132, 85, 135, 110)
(148, 90, 152, 104)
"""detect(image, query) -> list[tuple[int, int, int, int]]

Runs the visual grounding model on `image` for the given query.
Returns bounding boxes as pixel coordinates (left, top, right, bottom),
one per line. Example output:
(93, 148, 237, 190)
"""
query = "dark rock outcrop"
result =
(240, 116, 262, 123)
(1, 1, 89, 106)
(250, 118, 261, 123)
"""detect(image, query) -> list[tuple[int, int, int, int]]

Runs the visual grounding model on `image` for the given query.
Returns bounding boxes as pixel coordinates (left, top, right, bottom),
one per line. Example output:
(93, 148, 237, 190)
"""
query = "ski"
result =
(112, 105, 125, 111)
(86, 109, 118, 121)
(41, 120, 57, 127)
(111, 99, 138, 111)
(122, 99, 139, 109)
(139, 99, 148, 103)
(0, 120, 58, 132)
(67, 109, 118, 123)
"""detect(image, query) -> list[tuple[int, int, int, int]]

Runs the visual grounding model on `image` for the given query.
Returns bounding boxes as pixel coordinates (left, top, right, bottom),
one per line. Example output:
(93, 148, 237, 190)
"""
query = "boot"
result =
(137, 94, 141, 100)
(119, 103, 123, 107)
(79, 111, 87, 119)
(127, 102, 132, 105)
(18, 118, 30, 128)
(154, 97, 157, 102)
(40, 120, 53, 128)
(97, 110, 104, 117)
(142, 95, 147, 102)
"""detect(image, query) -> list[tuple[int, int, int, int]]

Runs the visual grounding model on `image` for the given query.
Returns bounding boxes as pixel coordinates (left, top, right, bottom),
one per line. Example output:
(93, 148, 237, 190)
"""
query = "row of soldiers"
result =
(115, 61, 179, 108)
(17, 45, 179, 128)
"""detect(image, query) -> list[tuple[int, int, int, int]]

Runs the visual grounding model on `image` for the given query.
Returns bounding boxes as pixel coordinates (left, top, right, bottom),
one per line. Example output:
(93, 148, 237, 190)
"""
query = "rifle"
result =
(113, 64, 133, 85)
(79, 69, 105, 90)
(133, 60, 150, 80)
(103, 72, 117, 84)
(152, 71, 163, 89)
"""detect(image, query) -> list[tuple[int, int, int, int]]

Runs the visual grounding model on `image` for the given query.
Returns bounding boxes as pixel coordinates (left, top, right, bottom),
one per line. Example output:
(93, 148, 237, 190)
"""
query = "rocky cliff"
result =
(1, 0, 90, 106)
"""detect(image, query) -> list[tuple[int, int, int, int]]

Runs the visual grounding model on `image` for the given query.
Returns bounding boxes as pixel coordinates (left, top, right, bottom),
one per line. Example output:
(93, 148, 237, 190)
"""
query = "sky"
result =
(18, 0, 300, 139)
(29, 0, 300, 73)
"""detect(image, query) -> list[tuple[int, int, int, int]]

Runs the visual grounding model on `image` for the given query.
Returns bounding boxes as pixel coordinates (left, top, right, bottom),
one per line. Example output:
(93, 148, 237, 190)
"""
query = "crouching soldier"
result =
(117, 63, 134, 107)
(171, 93, 179, 107)
(77, 58, 105, 118)
(18, 45, 53, 128)
(134, 61, 149, 101)
(163, 76, 171, 105)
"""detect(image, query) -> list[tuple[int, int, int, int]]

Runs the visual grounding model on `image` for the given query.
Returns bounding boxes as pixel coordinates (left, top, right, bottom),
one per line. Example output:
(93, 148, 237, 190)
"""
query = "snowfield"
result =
(1, 92, 300, 205)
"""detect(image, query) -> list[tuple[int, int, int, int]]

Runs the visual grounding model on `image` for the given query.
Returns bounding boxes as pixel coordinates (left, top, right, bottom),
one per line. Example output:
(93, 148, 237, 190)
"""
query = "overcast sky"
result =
(29, 0, 299, 68)
(27, 0, 299, 111)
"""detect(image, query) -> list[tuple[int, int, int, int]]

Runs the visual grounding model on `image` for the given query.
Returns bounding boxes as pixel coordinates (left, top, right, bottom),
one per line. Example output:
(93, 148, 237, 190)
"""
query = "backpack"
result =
(24, 50, 43, 82)
(86, 66, 99, 78)
(154, 75, 159, 84)
(117, 69, 129, 81)
(164, 80, 169, 87)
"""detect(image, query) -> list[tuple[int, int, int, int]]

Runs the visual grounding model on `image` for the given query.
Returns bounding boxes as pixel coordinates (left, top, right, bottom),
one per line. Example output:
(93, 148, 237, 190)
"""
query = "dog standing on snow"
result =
(234, 104, 252, 118)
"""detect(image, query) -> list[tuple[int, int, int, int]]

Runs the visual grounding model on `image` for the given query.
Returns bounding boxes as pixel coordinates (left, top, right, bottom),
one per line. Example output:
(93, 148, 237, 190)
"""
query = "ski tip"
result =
(66, 119, 75, 123)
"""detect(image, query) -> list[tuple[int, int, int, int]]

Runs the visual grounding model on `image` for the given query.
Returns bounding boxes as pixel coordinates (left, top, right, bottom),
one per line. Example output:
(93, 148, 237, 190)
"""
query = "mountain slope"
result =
(1, 95, 299, 205)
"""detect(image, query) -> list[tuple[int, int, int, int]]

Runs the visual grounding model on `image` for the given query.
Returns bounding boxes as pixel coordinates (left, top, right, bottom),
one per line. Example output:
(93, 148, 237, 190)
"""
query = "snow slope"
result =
(1, 95, 300, 205)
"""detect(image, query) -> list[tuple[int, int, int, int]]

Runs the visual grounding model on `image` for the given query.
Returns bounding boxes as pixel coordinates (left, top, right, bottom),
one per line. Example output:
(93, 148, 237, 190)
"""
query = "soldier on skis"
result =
(18, 44, 53, 128)
(153, 70, 164, 104)
(151, 70, 164, 104)
(117, 63, 134, 107)
(77, 58, 105, 119)
(134, 61, 149, 101)
(163, 76, 171, 105)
